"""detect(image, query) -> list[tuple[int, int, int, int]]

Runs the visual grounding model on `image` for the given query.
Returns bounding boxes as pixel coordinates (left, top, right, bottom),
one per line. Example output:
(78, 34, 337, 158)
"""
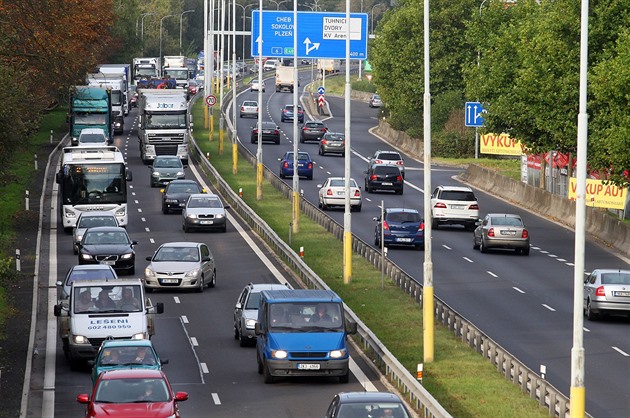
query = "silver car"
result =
(239, 100, 259, 118)
(233, 282, 291, 346)
(472, 213, 530, 255)
(144, 242, 216, 292)
(149, 156, 186, 188)
(584, 269, 630, 321)
(73, 211, 120, 254)
(182, 193, 229, 232)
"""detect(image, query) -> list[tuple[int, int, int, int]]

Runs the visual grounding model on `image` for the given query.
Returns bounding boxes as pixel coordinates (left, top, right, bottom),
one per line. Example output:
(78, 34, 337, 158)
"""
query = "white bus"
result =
(56, 146, 132, 232)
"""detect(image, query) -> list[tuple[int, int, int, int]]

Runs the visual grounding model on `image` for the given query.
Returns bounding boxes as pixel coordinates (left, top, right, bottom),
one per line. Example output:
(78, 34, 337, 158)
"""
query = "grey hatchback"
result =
(299, 120, 327, 143)
(472, 213, 530, 255)
(150, 156, 186, 187)
(182, 193, 229, 232)
(318, 132, 345, 156)
(144, 242, 216, 292)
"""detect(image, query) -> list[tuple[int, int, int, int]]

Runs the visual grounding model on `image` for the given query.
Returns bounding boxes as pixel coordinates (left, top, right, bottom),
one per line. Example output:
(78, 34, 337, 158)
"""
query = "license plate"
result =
(336, 191, 344, 196)
(382, 182, 392, 186)
(263, 130, 271, 133)
(178, 203, 185, 207)
(500, 230, 516, 235)
(297, 363, 321, 370)
(397, 238, 413, 242)
(100, 261, 115, 265)
(160, 278, 178, 284)
(613, 291, 630, 297)
(451, 205, 465, 209)
(200, 220, 213, 225)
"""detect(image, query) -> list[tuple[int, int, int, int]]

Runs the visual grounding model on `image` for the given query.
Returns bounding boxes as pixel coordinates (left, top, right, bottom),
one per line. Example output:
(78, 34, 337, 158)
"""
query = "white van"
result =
(264, 59, 279, 71)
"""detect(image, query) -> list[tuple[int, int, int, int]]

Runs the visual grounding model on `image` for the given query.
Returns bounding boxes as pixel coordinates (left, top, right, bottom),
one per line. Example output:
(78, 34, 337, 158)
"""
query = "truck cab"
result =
(254, 289, 357, 384)
(54, 278, 163, 369)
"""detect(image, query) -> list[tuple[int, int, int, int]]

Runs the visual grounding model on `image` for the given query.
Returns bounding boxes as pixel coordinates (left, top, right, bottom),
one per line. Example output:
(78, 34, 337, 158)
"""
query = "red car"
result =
(77, 369, 189, 418)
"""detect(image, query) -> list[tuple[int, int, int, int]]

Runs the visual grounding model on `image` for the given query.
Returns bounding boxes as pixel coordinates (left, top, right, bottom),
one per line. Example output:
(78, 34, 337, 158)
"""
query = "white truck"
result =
(137, 89, 191, 164)
(133, 57, 160, 83)
(275, 66, 298, 93)
(86, 72, 126, 134)
(317, 59, 342, 75)
(97, 64, 131, 116)
(53, 278, 164, 369)
(163, 55, 189, 89)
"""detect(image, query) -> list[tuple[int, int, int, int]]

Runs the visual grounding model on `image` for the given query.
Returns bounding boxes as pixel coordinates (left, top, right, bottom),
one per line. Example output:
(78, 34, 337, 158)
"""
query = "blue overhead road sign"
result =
(465, 102, 486, 127)
(251, 11, 368, 60)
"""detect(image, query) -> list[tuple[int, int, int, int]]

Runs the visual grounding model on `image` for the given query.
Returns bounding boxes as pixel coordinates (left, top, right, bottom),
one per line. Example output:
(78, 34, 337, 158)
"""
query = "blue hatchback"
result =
(90, 339, 168, 384)
(278, 151, 314, 180)
(374, 208, 424, 250)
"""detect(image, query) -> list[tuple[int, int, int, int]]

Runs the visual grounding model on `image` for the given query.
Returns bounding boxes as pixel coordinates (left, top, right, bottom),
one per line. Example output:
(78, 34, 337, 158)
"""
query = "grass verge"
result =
(192, 99, 549, 417)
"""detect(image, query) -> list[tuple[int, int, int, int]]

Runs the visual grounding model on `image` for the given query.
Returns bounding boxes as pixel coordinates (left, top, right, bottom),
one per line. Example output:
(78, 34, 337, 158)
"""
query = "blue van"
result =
(255, 289, 357, 384)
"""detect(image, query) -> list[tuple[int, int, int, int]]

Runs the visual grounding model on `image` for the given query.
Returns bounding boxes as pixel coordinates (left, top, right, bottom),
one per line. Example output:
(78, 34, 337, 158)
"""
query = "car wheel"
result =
(472, 235, 480, 250)
(209, 269, 216, 288)
(263, 361, 275, 384)
(307, 175, 313, 180)
(251, 138, 256, 144)
(196, 275, 205, 293)
(586, 299, 599, 321)
(465, 223, 476, 232)
(279, 172, 284, 179)
(234, 325, 240, 340)
(275, 138, 280, 145)
(256, 353, 263, 374)
(128, 266, 135, 275)
(318, 148, 324, 156)
(374, 232, 380, 246)
(480, 239, 487, 253)
(431, 218, 439, 230)
(522, 247, 530, 256)
(395, 188, 403, 195)
(73, 245, 78, 255)
(183, 223, 190, 233)
(162, 205, 169, 214)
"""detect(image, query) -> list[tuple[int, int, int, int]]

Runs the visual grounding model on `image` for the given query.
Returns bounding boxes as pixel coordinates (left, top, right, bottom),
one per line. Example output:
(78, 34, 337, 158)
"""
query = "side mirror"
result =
(155, 302, 164, 314)
(126, 171, 133, 181)
(224, 205, 230, 210)
(145, 256, 152, 261)
(55, 172, 62, 184)
(161, 358, 170, 365)
(53, 304, 62, 317)
(76, 394, 90, 404)
(87, 360, 95, 367)
(345, 320, 358, 335)
(254, 322, 263, 336)
(55, 280, 63, 287)
(131, 240, 139, 246)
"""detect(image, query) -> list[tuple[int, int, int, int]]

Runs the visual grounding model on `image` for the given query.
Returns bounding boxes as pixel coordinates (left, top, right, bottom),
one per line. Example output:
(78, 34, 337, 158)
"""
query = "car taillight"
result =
(522, 229, 529, 238)
(396, 161, 404, 166)
(434, 202, 447, 208)
(252, 129, 258, 134)
(370, 175, 377, 180)
(396, 175, 403, 181)
(374, 159, 383, 164)
(302, 127, 307, 131)
(321, 128, 327, 132)
(307, 163, 313, 169)
(326, 189, 333, 196)
(595, 286, 605, 297)
(488, 228, 495, 237)
(419, 222, 425, 231)
(274, 130, 279, 135)
(353, 190, 360, 197)
(321, 139, 328, 145)
(283, 162, 289, 168)
(382, 221, 390, 230)
(241, 107, 245, 111)
(469, 204, 479, 210)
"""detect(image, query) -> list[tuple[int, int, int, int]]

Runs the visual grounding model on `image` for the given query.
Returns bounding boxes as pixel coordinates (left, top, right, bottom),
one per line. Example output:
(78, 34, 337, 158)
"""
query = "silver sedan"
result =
(583, 269, 630, 320)
(472, 213, 530, 255)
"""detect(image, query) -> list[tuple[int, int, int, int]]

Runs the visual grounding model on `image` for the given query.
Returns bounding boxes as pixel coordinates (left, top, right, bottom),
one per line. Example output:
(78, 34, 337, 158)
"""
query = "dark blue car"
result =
(374, 208, 424, 250)
(280, 104, 304, 123)
(278, 151, 314, 180)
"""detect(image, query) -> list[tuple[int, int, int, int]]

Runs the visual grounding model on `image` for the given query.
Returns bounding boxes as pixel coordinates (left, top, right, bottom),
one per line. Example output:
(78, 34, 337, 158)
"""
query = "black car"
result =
(251, 121, 280, 144)
(77, 226, 138, 275)
(161, 179, 205, 214)
(364, 164, 404, 194)
(324, 391, 412, 418)
(299, 120, 328, 143)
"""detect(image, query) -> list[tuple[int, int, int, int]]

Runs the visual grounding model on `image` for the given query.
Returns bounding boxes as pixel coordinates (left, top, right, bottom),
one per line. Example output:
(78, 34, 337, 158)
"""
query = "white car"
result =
(250, 79, 265, 92)
(77, 128, 111, 147)
(430, 185, 479, 230)
(239, 101, 259, 118)
(317, 177, 362, 212)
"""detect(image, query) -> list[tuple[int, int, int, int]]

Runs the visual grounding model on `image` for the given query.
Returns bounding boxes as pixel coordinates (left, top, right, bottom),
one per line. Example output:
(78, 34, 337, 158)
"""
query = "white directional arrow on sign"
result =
(255, 35, 263, 54)
(303, 37, 320, 55)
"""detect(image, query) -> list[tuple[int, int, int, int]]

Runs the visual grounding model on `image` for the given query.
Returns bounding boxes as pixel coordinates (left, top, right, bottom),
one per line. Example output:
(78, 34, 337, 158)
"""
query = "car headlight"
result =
(152, 171, 160, 177)
(132, 332, 147, 340)
(120, 253, 133, 260)
(271, 350, 288, 359)
(329, 349, 347, 359)
(184, 268, 201, 278)
(186, 213, 198, 219)
(75, 234, 83, 243)
(176, 171, 185, 177)
(215, 213, 225, 219)
(145, 267, 156, 279)
(72, 335, 89, 344)
(80, 254, 94, 261)
(245, 319, 257, 329)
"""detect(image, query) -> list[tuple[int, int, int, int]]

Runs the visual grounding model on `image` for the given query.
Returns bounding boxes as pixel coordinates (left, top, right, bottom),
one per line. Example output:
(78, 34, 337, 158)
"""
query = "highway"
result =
(234, 75, 630, 418)
(29, 70, 629, 418)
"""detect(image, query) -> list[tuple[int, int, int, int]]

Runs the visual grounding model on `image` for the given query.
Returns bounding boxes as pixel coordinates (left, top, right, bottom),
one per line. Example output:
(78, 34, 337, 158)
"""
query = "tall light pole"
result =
(475, 0, 487, 160)
(268, 0, 289, 9)
(358, 0, 363, 81)
(235, 3, 257, 76)
(140, 12, 156, 55)
(179, 9, 195, 54)
(343, 0, 352, 283)
(370, 3, 387, 35)
(160, 14, 178, 70)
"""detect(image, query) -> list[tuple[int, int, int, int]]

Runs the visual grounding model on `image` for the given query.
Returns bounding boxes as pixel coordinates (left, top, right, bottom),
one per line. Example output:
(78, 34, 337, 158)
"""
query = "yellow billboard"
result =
(568, 178, 627, 210)
(480, 133, 524, 156)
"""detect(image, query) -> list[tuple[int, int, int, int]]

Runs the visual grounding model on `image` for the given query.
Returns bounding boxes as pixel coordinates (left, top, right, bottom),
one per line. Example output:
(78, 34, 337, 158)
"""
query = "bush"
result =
(432, 129, 475, 158)
(351, 79, 378, 93)
(432, 90, 464, 131)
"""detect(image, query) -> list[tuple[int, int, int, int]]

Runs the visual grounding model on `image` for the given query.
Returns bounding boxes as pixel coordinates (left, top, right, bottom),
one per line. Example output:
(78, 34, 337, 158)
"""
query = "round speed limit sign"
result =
(205, 95, 217, 107)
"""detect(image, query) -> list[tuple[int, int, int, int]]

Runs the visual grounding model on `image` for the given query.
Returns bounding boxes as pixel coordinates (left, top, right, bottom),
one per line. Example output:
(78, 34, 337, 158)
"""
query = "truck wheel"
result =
(257, 353, 263, 374)
(263, 361, 275, 384)
(339, 370, 350, 383)
(62, 339, 70, 360)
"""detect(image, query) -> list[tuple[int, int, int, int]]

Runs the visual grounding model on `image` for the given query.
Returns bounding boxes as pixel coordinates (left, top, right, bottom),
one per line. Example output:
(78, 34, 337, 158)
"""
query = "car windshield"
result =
(80, 134, 106, 143)
(167, 184, 199, 194)
(338, 403, 410, 418)
(376, 153, 401, 161)
(97, 346, 158, 368)
(243, 101, 257, 107)
(187, 197, 222, 208)
(285, 153, 310, 161)
(153, 246, 199, 262)
(600, 272, 630, 285)
(94, 378, 170, 403)
(440, 191, 476, 201)
(268, 302, 343, 331)
(324, 134, 344, 141)
(153, 159, 182, 168)
(329, 179, 357, 188)
(83, 231, 129, 245)
(73, 284, 142, 314)
(387, 212, 420, 223)
(78, 216, 117, 228)
(490, 216, 523, 227)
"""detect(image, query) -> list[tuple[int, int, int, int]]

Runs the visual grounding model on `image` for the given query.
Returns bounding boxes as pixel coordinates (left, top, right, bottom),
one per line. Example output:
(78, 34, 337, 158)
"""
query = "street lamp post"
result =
(268, 0, 290, 9)
(140, 13, 156, 55)
(370, 3, 387, 35)
(160, 14, 178, 71)
(235, 3, 257, 74)
(179, 9, 195, 54)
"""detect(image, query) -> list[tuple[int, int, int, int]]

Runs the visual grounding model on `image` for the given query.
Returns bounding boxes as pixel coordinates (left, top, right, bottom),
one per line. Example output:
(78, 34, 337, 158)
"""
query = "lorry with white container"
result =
(137, 89, 191, 164)
(96, 64, 131, 116)
(133, 57, 160, 83)
(53, 278, 164, 369)
(317, 59, 342, 75)
(163, 55, 189, 89)
(275, 65, 298, 93)
(86, 72, 126, 134)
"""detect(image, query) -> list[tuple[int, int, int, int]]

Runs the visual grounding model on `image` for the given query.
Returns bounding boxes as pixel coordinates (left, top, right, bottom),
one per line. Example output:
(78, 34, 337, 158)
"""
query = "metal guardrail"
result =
(190, 85, 576, 418)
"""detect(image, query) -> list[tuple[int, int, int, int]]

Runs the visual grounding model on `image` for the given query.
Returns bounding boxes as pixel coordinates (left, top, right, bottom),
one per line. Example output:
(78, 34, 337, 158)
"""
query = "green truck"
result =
(68, 86, 112, 146)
